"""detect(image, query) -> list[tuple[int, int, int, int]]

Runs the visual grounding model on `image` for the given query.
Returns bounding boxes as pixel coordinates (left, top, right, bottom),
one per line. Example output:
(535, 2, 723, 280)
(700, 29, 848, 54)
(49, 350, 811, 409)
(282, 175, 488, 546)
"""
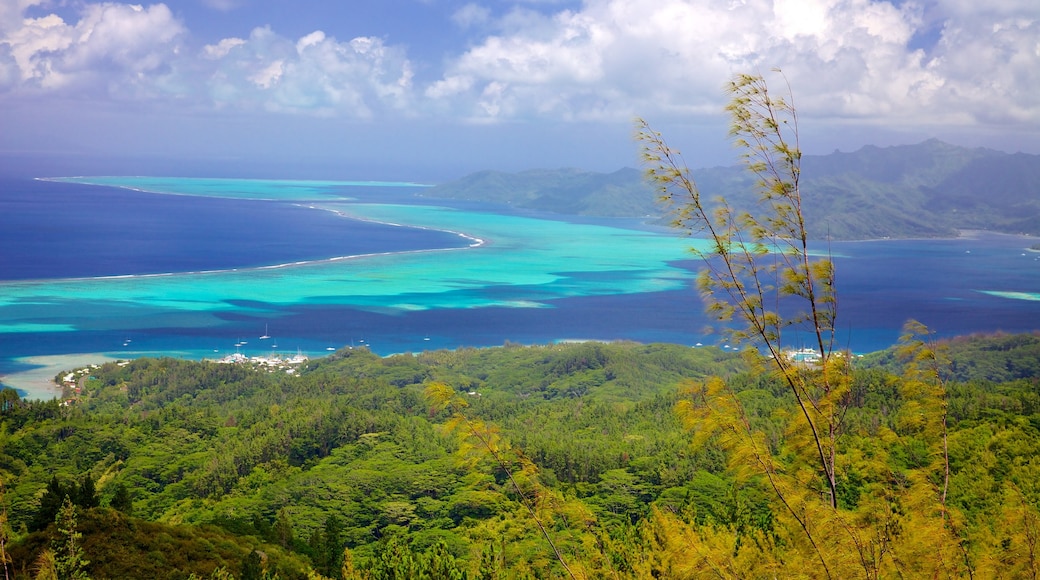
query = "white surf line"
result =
(0, 203, 489, 285)
(35, 177, 346, 203)
(69, 176, 432, 187)
(2, 243, 489, 285)
(36, 176, 431, 198)
(310, 204, 486, 249)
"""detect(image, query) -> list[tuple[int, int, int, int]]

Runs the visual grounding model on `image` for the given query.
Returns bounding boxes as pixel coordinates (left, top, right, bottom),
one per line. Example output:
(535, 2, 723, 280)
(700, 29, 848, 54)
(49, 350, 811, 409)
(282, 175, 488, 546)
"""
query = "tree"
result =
(51, 497, 89, 580)
(1, 479, 12, 580)
(32, 550, 57, 580)
(636, 71, 967, 578)
(0, 388, 20, 413)
(340, 546, 363, 580)
(425, 381, 582, 580)
(273, 508, 294, 549)
(318, 514, 342, 578)
(476, 544, 499, 580)
(32, 478, 69, 533)
(240, 549, 264, 580)
(108, 483, 132, 516)
(188, 568, 235, 580)
(639, 70, 845, 510)
(74, 477, 98, 510)
(424, 540, 467, 580)
(369, 535, 415, 580)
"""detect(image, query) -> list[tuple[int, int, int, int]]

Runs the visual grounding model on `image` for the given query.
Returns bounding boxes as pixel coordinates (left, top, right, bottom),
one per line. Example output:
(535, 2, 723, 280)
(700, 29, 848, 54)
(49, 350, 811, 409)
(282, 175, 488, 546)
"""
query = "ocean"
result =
(1, 175, 1038, 398)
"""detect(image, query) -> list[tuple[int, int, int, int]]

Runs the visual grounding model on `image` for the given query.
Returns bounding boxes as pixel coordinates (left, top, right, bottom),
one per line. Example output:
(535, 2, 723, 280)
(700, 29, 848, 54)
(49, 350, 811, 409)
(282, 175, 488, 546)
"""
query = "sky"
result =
(0, 0, 1038, 180)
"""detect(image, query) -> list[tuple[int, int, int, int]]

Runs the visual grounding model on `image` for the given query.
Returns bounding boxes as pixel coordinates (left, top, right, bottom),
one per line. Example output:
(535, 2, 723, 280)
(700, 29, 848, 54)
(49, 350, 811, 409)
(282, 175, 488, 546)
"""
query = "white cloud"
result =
(200, 26, 415, 117)
(428, 0, 1040, 130)
(0, 0, 1037, 141)
(296, 30, 326, 52)
(202, 37, 246, 60)
(249, 59, 284, 89)
(0, 3, 185, 96)
(0, 0, 44, 33)
(425, 74, 474, 99)
(0, 3, 417, 118)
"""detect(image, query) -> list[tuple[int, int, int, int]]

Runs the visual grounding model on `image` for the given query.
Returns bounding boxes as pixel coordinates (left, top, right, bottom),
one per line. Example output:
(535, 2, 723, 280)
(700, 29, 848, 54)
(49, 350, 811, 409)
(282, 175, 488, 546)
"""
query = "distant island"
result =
(424, 139, 1040, 241)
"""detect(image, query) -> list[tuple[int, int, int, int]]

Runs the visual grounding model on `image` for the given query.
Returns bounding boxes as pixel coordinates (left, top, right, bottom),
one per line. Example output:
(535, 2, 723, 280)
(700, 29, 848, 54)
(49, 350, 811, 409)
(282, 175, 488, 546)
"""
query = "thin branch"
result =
(459, 415, 578, 580)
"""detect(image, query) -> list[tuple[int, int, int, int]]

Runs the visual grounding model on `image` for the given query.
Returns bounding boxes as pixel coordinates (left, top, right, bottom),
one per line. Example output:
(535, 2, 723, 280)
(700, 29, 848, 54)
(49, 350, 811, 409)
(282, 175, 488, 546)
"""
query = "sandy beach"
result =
(1, 353, 119, 401)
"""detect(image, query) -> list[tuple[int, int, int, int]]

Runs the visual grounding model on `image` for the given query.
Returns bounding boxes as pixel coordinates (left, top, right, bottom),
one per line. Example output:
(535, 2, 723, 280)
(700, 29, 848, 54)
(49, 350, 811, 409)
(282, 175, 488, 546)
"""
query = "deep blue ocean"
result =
(0, 178, 461, 280)
(1, 174, 1038, 397)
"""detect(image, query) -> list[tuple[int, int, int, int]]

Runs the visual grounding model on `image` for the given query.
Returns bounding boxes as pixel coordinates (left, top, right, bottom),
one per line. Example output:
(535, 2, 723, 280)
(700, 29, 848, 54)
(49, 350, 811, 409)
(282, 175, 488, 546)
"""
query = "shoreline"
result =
(36, 176, 433, 199)
(830, 229, 1039, 244)
(0, 353, 121, 401)
(4, 182, 1037, 389)
(0, 179, 495, 395)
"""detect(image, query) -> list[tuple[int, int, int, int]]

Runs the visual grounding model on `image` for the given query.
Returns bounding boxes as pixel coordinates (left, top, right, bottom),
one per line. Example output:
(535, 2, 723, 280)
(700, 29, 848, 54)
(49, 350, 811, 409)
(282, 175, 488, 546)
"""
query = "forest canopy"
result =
(0, 333, 1038, 578)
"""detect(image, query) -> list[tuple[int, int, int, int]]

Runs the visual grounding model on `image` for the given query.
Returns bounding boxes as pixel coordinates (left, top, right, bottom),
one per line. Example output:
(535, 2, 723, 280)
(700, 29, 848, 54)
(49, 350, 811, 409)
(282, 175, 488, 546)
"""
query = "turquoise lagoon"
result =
(0, 176, 707, 397)
(2, 176, 1038, 399)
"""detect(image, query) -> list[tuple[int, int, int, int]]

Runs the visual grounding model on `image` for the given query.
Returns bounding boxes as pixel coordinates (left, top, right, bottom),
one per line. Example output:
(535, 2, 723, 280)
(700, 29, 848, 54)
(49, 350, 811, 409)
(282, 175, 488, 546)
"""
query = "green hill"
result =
(3, 335, 1040, 577)
(424, 139, 1040, 240)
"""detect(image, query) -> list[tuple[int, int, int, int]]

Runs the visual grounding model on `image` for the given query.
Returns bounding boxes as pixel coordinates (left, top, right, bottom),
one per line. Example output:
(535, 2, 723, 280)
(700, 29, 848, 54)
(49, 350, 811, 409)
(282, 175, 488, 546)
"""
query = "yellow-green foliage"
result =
(633, 70, 1040, 578)
(636, 325, 1040, 579)
(4, 323, 1040, 579)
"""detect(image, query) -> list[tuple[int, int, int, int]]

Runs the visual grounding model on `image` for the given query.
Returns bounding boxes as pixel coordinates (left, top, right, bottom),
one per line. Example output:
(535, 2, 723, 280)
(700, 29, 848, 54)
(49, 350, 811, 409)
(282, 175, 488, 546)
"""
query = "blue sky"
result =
(1, 0, 1038, 180)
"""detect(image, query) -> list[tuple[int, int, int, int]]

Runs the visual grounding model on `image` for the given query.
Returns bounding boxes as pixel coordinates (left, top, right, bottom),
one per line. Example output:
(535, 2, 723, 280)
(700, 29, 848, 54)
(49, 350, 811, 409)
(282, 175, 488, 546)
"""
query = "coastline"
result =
(3, 180, 1037, 385)
(0, 186, 489, 399)
(836, 229, 1039, 244)
(0, 353, 120, 401)
(36, 176, 433, 202)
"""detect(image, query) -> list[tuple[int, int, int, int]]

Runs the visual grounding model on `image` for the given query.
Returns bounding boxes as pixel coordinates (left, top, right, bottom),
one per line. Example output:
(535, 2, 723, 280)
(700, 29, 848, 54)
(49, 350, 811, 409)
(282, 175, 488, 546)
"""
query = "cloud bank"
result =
(0, 0, 1037, 139)
(429, 0, 1039, 128)
(1, 3, 184, 97)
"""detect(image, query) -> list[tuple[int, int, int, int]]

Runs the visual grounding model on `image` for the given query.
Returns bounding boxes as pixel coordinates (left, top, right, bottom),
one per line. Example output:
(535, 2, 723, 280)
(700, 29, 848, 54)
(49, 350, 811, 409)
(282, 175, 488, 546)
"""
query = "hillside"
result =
(3, 336, 1040, 577)
(423, 140, 1040, 240)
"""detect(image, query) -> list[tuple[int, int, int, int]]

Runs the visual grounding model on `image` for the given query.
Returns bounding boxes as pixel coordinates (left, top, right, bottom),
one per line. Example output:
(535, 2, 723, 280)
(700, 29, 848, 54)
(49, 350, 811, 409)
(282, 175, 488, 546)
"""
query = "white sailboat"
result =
(260, 324, 271, 340)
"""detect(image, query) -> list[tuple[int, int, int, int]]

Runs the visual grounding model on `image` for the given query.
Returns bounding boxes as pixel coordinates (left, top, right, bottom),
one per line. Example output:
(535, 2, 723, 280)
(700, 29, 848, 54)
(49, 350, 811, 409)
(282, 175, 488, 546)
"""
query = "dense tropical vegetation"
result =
(2, 71, 1039, 578)
(0, 335, 1038, 578)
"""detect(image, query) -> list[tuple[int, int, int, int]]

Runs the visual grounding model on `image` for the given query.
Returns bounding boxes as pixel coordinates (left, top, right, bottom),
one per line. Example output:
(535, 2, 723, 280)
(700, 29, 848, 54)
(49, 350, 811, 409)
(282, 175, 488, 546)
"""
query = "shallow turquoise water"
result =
(0, 177, 709, 397)
(0, 201, 698, 330)
(2, 176, 1038, 400)
(44, 176, 430, 200)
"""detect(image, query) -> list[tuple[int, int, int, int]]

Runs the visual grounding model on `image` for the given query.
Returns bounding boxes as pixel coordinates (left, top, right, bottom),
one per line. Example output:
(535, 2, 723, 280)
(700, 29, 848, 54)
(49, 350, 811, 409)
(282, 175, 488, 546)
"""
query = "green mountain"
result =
(424, 139, 1040, 240)
(422, 167, 657, 217)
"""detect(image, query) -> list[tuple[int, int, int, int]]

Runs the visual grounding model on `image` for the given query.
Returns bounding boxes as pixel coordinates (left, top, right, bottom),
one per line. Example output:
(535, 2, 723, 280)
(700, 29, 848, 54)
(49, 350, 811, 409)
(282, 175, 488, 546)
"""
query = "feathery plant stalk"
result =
(0, 479, 10, 580)
(896, 321, 952, 517)
(424, 382, 580, 580)
(637, 70, 846, 511)
(894, 319, 971, 577)
(635, 72, 980, 578)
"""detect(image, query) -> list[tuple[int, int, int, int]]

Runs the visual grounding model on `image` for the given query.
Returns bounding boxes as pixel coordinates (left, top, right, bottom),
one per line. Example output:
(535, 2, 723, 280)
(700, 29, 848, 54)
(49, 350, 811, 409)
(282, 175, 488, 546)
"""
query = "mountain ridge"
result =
(423, 140, 1040, 240)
